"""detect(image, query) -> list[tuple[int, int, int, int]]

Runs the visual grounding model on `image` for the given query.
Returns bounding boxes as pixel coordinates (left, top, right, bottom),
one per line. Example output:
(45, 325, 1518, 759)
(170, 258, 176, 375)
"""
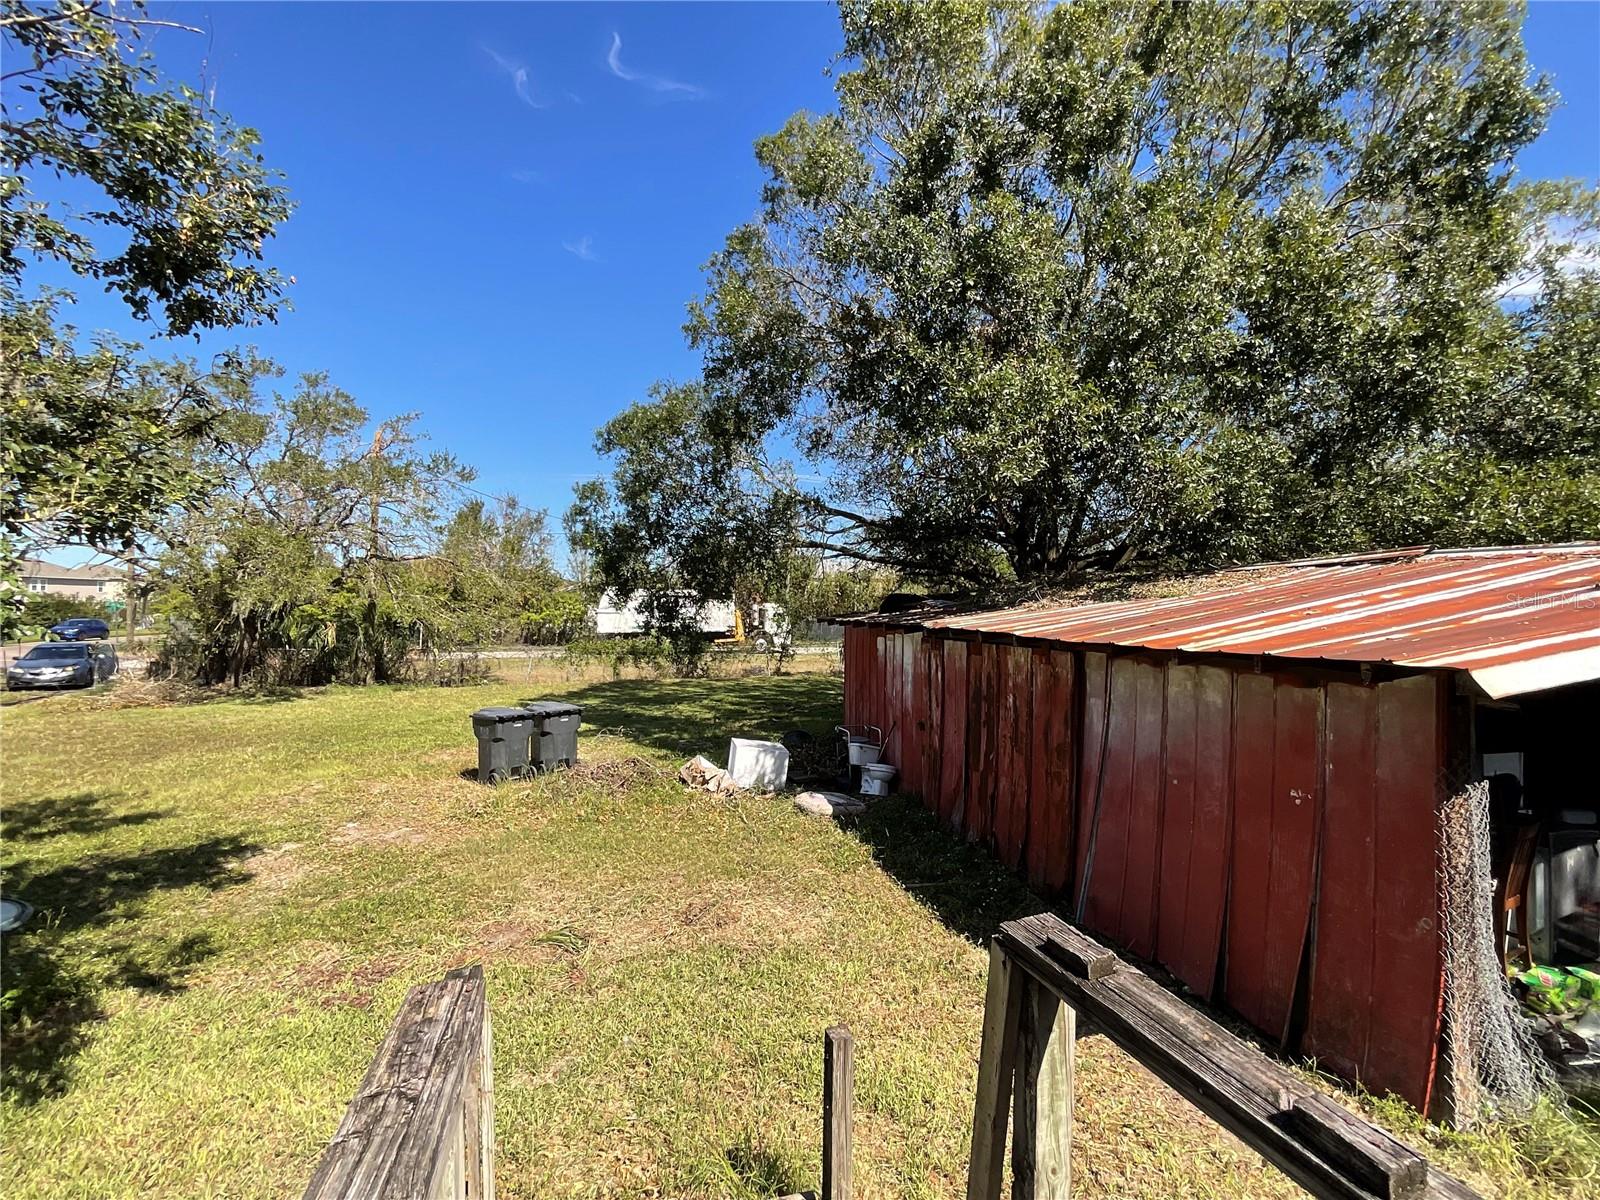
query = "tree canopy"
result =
(1, 0, 295, 633)
(153, 369, 478, 685)
(2, 0, 292, 335)
(571, 0, 1600, 595)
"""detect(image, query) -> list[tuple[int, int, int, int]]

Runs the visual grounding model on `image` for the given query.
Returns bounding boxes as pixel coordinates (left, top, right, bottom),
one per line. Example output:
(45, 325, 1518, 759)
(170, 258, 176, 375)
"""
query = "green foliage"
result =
(438, 497, 584, 645)
(2, 1, 294, 634)
(18, 590, 118, 631)
(2, 1, 293, 336)
(574, 0, 1600, 592)
(520, 587, 589, 645)
(1, 297, 247, 548)
(150, 369, 476, 686)
(777, 558, 901, 629)
(565, 382, 819, 660)
(561, 634, 678, 677)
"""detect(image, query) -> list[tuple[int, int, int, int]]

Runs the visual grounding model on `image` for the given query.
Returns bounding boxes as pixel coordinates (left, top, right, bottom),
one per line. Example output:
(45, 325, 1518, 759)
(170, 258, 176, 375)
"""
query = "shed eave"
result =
(1465, 645, 1600, 699)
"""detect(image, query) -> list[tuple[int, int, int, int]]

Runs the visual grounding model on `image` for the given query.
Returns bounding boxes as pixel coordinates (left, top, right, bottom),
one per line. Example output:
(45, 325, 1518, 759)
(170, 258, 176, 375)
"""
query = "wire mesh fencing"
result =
(1438, 780, 1555, 1125)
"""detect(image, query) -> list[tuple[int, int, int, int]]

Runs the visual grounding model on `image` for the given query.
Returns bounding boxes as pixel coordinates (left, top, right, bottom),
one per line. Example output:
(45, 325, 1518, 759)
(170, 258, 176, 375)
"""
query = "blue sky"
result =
(45, 2, 1600, 564)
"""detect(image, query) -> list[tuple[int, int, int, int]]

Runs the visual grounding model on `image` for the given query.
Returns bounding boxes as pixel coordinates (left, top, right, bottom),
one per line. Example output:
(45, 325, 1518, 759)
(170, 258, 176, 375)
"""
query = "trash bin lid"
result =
(472, 706, 532, 724)
(1, 896, 35, 933)
(523, 700, 583, 718)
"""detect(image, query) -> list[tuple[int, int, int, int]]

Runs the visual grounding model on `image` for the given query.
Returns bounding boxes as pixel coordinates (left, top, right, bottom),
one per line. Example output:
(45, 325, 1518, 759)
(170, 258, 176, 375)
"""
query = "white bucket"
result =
(727, 738, 790, 791)
(859, 761, 897, 797)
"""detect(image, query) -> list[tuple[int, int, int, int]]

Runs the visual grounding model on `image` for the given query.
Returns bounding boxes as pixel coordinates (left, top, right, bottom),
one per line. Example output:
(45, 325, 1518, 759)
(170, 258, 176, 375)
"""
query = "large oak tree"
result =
(572, 0, 1599, 595)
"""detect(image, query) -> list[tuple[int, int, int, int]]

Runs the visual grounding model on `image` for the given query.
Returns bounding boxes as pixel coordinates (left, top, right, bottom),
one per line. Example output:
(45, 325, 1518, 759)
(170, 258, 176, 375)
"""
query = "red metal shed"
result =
(840, 544, 1600, 1113)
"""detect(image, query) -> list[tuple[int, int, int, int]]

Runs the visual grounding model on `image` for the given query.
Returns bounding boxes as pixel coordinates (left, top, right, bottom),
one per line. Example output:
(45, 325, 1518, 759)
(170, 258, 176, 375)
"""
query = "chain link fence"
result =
(1438, 780, 1556, 1125)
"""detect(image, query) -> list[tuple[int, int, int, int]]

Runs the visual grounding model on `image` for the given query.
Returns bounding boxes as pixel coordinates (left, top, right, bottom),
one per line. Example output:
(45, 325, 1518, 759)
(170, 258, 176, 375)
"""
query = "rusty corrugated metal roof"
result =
(886, 545, 1600, 698)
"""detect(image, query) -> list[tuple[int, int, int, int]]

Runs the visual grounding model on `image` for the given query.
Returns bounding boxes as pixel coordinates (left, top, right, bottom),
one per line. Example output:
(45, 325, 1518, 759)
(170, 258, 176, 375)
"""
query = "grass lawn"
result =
(1, 665, 1594, 1198)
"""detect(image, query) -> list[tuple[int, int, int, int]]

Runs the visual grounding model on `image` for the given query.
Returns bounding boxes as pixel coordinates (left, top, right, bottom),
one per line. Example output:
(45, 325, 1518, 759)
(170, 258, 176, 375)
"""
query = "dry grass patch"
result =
(3, 672, 1592, 1200)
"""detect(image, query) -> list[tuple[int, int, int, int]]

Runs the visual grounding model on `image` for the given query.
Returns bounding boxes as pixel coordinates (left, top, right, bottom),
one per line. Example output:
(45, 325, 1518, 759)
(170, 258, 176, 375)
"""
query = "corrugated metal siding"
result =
(1303, 674, 1446, 1101)
(868, 546, 1600, 698)
(850, 628, 1444, 1111)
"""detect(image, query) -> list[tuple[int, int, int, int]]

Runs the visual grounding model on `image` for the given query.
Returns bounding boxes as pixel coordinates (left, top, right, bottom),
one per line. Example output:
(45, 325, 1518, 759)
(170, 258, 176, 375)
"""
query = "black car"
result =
(6, 642, 118, 689)
(50, 617, 112, 641)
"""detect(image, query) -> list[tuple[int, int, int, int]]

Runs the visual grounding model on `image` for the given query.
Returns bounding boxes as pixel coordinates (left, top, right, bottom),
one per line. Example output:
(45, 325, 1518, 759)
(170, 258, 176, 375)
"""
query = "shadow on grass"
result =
(723, 1135, 808, 1198)
(1, 793, 258, 1105)
(231, 686, 313, 705)
(2, 792, 170, 843)
(547, 674, 1035, 944)
(548, 673, 844, 761)
(848, 794, 1045, 945)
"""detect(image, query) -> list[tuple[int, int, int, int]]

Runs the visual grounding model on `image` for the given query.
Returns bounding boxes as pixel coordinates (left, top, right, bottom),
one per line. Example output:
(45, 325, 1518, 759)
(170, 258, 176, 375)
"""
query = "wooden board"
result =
(1225, 672, 1281, 1039)
(921, 635, 943, 818)
(996, 914, 1481, 1200)
(1026, 649, 1075, 898)
(1121, 658, 1166, 960)
(1304, 681, 1378, 1082)
(1186, 666, 1234, 999)
(843, 627, 862, 728)
(884, 632, 903, 773)
(1074, 652, 1109, 907)
(1264, 680, 1324, 1045)
(940, 638, 969, 833)
(901, 632, 923, 796)
(966, 641, 997, 847)
(302, 966, 490, 1200)
(1150, 663, 1234, 999)
(1078, 655, 1138, 933)
(994, 645, 1033, 870)
(1157, 663, 1199, 975)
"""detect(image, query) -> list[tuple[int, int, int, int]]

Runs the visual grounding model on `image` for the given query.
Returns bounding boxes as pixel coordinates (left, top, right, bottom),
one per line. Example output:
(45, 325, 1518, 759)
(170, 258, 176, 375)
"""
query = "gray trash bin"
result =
(524, 700, 583, 771)
(471, 706, 535, 784)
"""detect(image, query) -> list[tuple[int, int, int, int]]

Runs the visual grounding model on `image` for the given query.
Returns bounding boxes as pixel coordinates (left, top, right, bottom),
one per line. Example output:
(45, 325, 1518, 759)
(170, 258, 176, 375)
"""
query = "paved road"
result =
(449, 643, 842, 660)
(1, 638, 835, 680)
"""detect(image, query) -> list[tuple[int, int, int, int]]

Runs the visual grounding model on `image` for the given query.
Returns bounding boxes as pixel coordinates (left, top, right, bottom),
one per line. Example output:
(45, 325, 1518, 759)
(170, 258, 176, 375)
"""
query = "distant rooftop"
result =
(20, 559, 123, 581)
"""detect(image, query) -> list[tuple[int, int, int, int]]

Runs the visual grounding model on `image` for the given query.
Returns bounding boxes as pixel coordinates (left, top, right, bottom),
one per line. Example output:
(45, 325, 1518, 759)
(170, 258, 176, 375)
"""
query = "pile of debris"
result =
(1518, 964, 1600, 1099)
(678, 731, 869, 821)
(678, 755, 742, 794)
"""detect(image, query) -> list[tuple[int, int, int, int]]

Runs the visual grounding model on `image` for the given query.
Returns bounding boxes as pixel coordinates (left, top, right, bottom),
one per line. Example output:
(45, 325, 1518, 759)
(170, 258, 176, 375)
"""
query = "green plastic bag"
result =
(1519, 965, 1582, 1014)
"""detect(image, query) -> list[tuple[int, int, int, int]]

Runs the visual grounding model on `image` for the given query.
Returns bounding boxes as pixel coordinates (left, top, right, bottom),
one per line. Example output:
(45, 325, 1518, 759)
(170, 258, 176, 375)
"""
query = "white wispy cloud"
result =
(483, 46, 544, 109)
(562, 236, 598, 262)
(509, 168, 543, 185)
(1500, 232, 1600, 301)
(606, 32, 704, 99)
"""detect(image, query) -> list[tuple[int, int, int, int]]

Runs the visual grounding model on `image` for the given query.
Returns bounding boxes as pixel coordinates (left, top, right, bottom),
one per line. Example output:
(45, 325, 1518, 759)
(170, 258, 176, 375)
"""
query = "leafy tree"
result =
(1, 295, 252, 559)
(2, 0, 292, 334)
(438, 497, 587, 645)
(2, 1, 293, 631)
(566, 381, 812, 654)
(19, 589, 118, 633)
(573, 0, 1599, 592)
(154, 370, 473, 685)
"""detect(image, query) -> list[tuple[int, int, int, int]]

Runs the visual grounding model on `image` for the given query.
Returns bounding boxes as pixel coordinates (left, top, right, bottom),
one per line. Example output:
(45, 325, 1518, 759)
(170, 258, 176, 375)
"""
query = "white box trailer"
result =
(594, 591, 737, 637)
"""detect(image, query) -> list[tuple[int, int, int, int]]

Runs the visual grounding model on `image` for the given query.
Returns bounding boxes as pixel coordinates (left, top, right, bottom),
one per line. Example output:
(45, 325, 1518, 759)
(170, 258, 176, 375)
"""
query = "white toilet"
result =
(859, 761, 897, 797)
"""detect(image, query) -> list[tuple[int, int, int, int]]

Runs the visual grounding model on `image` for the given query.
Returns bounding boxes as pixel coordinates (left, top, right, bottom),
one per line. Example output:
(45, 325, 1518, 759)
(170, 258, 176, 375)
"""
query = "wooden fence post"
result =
(1011, 979, 1075, 1199)
(967, 939, 1024, 1200)
(477, 1004, 495, 1199)
(301, 964, 493, 1200)
(823, 1025, 854, 1200)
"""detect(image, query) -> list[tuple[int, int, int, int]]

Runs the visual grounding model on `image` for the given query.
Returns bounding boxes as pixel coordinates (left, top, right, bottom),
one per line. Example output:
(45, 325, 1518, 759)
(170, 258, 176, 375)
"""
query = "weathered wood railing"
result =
(303, 964, 494, 1199)
(973, 914, 1481, 1200)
